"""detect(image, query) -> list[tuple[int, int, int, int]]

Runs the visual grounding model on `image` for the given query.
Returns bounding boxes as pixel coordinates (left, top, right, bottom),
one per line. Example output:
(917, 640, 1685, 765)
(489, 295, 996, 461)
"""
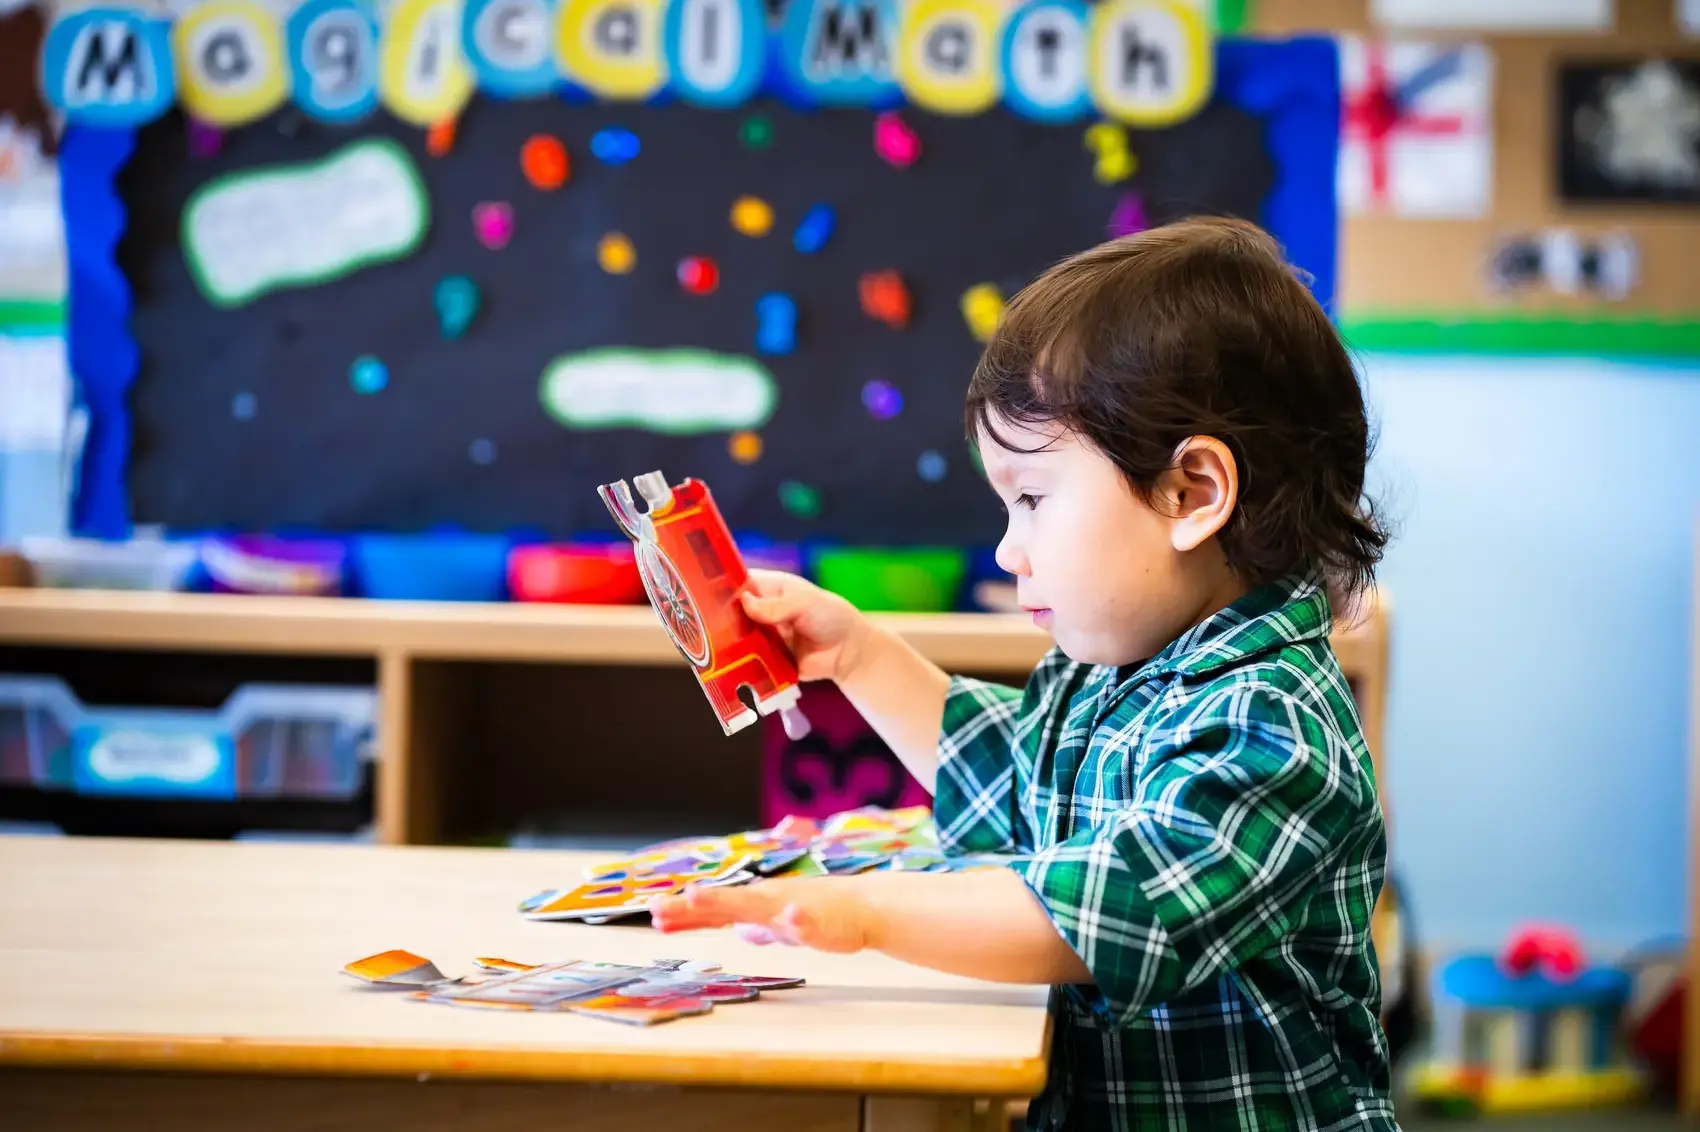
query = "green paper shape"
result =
(435, 275, 480, 340)
(181, 138, 430, 310)
(778, 480, 821, 520)
(740, 115, 773, 150)
(540, 348, 778, 434)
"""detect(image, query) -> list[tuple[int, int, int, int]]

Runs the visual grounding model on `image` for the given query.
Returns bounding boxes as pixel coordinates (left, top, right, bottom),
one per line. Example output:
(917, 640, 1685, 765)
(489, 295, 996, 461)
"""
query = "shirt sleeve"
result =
(932, 649, 1079, 856)
(1015, 686, 1374, 1028)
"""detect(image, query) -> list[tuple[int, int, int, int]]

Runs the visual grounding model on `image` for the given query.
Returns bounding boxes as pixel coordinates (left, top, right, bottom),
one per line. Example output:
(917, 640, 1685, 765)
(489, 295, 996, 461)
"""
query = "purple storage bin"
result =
(202, 536, 347, 597)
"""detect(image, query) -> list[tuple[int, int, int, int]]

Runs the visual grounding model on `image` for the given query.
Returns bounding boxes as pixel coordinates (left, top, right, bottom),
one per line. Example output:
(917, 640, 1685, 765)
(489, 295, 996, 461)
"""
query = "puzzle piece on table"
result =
(521, 854, 758, 922)
(821, 804, 932, 838)
(530, 806, 995, 924)
(343, 953, 806, 1026)
(587, 815, 822, 880)
(341, 949, 462, 988)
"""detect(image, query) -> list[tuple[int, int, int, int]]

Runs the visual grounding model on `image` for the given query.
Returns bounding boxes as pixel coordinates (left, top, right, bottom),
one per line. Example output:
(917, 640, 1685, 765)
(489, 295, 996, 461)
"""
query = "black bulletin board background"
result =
(116, 94, 1272, 546)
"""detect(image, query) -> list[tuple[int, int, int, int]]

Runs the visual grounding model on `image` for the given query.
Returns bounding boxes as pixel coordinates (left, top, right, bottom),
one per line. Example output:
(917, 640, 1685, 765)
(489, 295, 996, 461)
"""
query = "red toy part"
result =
(598, 471, 810, 739)
(1499, 924, 1585, 982)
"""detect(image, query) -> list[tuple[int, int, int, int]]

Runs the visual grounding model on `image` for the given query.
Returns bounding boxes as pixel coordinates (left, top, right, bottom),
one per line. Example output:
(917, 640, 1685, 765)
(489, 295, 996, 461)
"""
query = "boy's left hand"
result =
(649, 878, 872, 954)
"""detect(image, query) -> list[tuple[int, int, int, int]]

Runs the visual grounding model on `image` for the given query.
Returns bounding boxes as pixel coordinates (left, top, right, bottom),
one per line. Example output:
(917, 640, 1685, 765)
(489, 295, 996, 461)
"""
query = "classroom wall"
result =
(1247, 0, 1700, 953)
(1363, 354, 1698, 953)
(1257, 0, 1700, 316)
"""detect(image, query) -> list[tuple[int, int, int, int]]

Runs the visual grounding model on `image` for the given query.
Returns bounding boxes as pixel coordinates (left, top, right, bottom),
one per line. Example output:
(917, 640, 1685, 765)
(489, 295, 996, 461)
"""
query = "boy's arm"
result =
(653, 866, 1093, 986)
(655, 686, 1375, 1009)
(834, 621, 953, 793)
(838, 632, 1075, 859)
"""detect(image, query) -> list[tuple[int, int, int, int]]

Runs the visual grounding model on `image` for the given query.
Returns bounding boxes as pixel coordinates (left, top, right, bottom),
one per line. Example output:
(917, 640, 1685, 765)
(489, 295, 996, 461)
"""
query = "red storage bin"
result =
(507, 544, 646, 604)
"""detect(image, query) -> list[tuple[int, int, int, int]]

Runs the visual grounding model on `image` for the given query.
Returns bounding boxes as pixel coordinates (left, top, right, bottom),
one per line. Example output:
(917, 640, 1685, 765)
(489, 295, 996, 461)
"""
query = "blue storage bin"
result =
(0, 677, 375, 802)
(351, 533, 510, 601)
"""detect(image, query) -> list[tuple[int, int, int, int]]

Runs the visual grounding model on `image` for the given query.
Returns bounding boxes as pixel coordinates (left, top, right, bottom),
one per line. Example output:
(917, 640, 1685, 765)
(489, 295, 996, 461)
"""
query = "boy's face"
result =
(977, 414, 1244, 667)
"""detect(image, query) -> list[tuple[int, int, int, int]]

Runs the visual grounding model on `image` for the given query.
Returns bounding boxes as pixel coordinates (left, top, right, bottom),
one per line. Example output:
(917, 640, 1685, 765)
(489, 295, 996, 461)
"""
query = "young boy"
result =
(650, 218, 1397, 1131)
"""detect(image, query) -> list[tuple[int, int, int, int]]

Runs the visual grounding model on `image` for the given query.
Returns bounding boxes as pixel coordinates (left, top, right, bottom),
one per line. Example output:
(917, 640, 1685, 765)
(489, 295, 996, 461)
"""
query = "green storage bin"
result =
(811, 548, 967, 612)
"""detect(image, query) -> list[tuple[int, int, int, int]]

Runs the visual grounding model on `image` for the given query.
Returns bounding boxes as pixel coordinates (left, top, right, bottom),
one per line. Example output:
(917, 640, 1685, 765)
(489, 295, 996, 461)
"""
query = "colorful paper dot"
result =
(473, 202, 514, 250)
(729, 431, 763, 464)
(873, 111, 921, 168)
(426, 118, 456, 157)
(754, 292, 798, 355)
(186, 117, 223, 160)
(677, 255, 720, 295)
(469, 438, 497, 465)
(434, 275, 480, 339)
(1108, 192, 1149, 239)
(591, 127, 640, 165)
(959, 283, 1004, 343)
(793, 203, 835, 254)
(730, 195, 774, 237)
(521, 134, 570, 190)
(598, 232, 637, 275)
(740, 114, 773, 150)
(350, 355, 388, 394)
(1093, 148, 1136, 185)
(231, 392, 257, 421)
(778, 480, 822, 520)
(861, 380, 902, 420)
(917, 450, 948, 482)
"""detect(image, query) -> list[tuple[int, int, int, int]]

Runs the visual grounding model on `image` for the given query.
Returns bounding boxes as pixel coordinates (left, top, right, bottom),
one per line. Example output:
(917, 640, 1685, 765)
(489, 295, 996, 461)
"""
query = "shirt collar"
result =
(1111, 572, 1334, 690)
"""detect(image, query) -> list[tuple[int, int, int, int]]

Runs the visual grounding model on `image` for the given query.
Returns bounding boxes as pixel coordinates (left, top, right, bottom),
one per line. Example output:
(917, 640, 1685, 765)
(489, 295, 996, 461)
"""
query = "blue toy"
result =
(1415, 928, 1647, 1117)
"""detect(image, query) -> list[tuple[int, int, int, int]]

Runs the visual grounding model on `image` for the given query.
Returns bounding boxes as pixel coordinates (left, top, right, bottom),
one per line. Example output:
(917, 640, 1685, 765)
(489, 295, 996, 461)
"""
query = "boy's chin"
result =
(1052, 624, 1146, 668)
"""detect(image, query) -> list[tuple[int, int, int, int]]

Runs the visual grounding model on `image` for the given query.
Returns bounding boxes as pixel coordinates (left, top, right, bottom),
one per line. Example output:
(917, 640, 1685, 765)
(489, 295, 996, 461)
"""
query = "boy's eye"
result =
(1013, 493, 1040, 511)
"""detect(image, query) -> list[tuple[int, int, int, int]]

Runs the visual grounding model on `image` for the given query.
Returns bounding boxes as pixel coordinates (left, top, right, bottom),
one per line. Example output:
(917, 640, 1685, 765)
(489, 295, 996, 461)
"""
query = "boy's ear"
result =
(1162, 436, 1238, 553)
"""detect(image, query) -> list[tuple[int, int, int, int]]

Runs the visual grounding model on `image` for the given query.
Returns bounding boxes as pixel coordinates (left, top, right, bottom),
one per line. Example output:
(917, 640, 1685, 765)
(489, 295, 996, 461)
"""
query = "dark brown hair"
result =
(966, 216, 1388, 605)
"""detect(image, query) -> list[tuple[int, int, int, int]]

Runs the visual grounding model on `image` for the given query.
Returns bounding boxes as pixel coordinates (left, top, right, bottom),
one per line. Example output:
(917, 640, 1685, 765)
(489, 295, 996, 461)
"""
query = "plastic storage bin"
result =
(352, 533, 510, 601)
(507, 543, 646, 604)
(810, 547, 968, 612)
(21, 536, 200, 591)
(0, 676, 375, 802)
(201, 535, 347, 596)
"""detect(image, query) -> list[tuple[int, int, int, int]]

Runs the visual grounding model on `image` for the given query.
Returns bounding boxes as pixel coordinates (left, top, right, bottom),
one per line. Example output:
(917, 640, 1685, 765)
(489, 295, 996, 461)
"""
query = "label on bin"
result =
(72, 726, 238, 800)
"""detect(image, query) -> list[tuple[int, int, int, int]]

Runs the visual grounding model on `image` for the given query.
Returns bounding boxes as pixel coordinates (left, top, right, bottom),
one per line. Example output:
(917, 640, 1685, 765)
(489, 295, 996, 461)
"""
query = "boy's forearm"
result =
(852, 867, 1093, 986)
(836, 621, 951, 793)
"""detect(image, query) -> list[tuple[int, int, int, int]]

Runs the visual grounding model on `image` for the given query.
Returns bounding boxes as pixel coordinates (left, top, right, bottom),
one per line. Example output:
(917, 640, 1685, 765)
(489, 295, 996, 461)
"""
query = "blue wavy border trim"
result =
(1217, 36, 1339, 315)
(61, 125, 138, 539)
(58, 38, 1336, 538)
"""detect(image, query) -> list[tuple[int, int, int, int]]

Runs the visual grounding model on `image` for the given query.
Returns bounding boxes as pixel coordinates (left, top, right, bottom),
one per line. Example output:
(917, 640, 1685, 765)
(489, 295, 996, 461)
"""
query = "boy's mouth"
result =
(1023, 606, 1053, 627)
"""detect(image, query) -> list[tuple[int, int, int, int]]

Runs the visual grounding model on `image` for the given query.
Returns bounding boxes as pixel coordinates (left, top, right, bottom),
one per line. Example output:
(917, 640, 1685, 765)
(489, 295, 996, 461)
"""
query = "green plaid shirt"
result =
(935, 574, 1395, 1131)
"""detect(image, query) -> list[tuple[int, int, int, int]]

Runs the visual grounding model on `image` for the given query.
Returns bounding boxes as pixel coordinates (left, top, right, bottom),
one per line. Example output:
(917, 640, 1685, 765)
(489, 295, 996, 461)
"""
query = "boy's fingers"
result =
(739, 587, 792, 623)
(734, 923, 781, 946)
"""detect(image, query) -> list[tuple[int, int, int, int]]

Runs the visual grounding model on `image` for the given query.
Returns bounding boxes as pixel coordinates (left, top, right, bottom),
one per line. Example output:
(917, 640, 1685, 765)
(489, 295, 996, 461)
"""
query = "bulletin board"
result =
(61, 35, 1340, 542)
(1255, 0, 1700, 335)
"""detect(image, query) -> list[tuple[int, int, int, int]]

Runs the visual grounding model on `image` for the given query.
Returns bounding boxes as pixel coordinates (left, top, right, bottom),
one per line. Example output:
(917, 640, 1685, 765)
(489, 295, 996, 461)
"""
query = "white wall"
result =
(1363, 353, 1699, 953)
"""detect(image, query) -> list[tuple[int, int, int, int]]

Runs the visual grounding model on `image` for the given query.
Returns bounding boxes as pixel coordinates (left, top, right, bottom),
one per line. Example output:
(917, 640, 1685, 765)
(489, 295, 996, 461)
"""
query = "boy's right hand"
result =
(740, 569, 871, 684)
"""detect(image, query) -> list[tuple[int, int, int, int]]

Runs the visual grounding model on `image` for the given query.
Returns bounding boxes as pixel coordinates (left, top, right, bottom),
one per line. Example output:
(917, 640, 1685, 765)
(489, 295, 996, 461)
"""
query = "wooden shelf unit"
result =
(0, 587, 1391, 847)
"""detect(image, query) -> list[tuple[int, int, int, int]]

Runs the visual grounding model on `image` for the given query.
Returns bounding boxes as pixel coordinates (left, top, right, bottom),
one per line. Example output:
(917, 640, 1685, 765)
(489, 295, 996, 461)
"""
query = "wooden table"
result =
(0, 836, 1050, 1131)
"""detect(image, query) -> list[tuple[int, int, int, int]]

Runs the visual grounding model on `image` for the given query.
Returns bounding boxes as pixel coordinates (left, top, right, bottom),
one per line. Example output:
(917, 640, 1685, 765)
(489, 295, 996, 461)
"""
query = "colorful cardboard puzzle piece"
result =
(342, 953, 804, 1025)
(597, 472, 809, 739)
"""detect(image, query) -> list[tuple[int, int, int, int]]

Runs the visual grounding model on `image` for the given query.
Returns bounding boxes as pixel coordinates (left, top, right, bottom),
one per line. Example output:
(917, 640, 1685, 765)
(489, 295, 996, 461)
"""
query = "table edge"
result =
(0, 1029, 1052, 1097)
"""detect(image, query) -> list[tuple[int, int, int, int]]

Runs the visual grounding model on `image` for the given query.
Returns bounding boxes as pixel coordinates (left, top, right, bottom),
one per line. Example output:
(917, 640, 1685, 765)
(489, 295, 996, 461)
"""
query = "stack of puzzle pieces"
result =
(517, 805, 1000, 923)
(342, 951, 804, 1026)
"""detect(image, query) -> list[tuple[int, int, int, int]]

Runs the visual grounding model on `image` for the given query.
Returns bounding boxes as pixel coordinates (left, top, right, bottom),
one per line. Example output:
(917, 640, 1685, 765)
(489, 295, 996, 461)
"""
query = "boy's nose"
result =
(994, 534, 1030, 577)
